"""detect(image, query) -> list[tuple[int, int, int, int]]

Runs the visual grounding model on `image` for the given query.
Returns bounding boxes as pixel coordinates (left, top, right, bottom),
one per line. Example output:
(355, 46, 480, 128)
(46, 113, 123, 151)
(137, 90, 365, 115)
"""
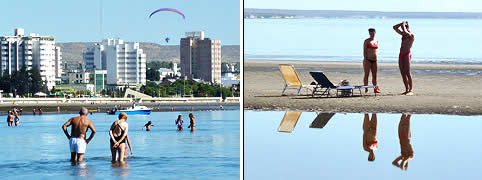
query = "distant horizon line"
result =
(245, 8, 482, 13)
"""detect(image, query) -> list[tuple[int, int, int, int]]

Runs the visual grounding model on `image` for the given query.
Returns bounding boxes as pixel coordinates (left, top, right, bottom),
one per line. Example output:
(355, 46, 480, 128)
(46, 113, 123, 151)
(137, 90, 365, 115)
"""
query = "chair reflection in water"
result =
(309, 113, 335, 129)
(279, 112, 302, 133)
(363, 113, 378, 161)
(279, 112, 336, 133)
(392, 114, 414, 170)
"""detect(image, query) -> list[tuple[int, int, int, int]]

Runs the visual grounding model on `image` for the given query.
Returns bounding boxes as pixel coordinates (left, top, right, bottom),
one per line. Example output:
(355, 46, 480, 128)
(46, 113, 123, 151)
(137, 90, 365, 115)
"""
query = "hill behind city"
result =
(57, 42, 240, 64)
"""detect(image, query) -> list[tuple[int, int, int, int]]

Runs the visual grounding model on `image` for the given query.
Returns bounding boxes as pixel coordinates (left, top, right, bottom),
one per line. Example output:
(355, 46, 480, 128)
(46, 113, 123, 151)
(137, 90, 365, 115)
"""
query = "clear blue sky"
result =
(1, 0, 240, 45)
(245, 0, 482, 12)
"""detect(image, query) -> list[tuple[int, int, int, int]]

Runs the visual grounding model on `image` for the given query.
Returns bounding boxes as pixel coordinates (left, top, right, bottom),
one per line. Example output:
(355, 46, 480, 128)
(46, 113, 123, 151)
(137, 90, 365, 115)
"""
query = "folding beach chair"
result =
(279, 111, 302, 133)
(279, 64, 314, 96)
(309, 113, 335, 129)
(309, 71, 377, 97)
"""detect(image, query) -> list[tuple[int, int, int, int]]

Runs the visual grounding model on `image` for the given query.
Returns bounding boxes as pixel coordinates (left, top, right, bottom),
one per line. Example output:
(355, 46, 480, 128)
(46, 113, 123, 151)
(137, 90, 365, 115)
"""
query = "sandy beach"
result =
(244, 60, 482, 115)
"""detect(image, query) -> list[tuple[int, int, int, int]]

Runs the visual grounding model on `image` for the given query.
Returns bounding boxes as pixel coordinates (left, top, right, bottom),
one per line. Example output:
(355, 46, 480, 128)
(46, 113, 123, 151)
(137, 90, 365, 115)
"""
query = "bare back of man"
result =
(69, 116, 90, 139)
(62, 107, 96, 162)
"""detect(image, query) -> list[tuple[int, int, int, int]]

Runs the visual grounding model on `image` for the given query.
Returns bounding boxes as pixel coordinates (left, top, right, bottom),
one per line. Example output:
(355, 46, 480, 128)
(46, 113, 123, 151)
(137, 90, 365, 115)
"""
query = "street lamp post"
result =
(93, 65, 96, 97)
(183, 76, 187, 97)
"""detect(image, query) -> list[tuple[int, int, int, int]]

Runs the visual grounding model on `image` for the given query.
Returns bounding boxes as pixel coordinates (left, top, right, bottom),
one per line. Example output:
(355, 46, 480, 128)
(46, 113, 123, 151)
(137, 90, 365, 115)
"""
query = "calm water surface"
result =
(1, 110, 240, 179)
(245, 111, 482, 179)
(245, 18, 482, 64)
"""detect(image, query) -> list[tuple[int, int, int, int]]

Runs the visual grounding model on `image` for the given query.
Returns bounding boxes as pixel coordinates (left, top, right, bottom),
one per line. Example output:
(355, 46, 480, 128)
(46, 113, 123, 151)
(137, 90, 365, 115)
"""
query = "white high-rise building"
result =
(0, 28, 62, 90)
(83, 39, 146, 87)
(180, 31, 221, 84)
(83, 42, 105, 71)
(54, 46, 62, 82)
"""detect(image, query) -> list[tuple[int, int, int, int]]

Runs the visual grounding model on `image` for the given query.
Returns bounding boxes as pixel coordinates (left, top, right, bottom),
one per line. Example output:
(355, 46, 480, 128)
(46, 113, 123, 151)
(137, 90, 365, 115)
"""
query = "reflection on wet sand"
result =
(310, 113, 335, 129)
(392, 114, 414, 170)
(279, 112, 302, 133)
(363, 113, 378, 162)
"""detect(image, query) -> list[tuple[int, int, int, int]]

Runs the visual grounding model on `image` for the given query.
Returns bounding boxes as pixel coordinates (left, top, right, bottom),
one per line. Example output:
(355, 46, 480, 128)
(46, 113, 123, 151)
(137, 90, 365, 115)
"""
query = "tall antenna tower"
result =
(95, 0, 103, 95)
(100, 0, 103, 39)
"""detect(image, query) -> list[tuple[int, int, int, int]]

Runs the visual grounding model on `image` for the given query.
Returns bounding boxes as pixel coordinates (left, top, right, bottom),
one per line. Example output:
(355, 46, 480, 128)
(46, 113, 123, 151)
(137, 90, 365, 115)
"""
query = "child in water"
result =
(124, 135, 133, 159)
(142, 121, 155, 131)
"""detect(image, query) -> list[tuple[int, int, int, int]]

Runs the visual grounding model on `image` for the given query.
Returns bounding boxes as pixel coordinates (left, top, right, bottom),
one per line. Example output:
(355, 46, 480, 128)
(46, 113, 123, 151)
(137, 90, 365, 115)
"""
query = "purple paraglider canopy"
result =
(149, 8, 185, 19)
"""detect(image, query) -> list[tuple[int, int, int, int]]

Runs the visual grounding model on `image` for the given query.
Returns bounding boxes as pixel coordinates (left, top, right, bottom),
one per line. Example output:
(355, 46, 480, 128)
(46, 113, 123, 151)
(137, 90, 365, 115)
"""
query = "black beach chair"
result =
(309, 71, 377, 97)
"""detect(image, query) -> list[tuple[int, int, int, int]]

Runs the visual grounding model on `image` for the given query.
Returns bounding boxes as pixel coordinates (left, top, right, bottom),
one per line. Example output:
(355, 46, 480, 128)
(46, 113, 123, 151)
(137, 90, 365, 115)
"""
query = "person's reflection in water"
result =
(71, 161, 90, 177)
(363, 113, 378, 161)
(111, 161, 130, 176)
(392, 114, 414, 170)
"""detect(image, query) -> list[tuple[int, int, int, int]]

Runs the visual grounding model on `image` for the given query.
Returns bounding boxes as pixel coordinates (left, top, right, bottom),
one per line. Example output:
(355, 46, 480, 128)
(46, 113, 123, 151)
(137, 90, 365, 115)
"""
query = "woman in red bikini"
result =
(363, 28, 381, 93)
(363, 113, 378, 161)
(393, 21, 415, 95)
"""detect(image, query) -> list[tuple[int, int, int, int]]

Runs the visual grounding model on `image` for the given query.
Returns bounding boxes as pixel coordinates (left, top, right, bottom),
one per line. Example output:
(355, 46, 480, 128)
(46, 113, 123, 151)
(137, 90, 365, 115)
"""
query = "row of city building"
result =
(0, 29, 237, 95)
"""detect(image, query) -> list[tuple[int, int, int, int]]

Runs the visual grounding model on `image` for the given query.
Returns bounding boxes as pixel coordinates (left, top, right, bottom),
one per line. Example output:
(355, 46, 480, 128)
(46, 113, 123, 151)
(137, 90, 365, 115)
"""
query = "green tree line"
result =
(0, 66, 47, 97)
(147, 61, 173, 70)
(146, 61, 175, 81)
(140, 80, 240, 98)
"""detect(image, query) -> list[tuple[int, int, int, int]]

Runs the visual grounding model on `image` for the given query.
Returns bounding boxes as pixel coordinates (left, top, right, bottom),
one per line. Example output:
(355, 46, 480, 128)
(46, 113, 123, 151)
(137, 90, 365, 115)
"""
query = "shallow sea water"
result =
(245, 111, 482, 179)
(245, 18, 482, 64)
(1, 109, 240, 179)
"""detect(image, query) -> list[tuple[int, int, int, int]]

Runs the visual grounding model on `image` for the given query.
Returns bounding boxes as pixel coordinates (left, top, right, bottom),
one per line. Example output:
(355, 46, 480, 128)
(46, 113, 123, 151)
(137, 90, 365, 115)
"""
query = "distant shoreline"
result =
(244, 57, 482, 66)
(244, 8, 482, 19)
(0, 103, 239, 115)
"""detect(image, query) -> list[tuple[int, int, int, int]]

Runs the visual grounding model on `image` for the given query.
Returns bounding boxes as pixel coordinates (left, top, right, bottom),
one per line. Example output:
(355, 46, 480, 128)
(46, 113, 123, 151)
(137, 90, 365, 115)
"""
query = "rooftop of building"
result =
(158, 68, 174, 73)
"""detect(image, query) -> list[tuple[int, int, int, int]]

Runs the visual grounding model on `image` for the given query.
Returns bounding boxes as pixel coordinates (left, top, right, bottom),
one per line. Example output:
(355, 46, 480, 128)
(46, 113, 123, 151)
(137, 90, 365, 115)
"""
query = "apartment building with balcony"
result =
(0, 28, 62, 90)
(180, 31, 222, 84)
(83, 39, 146, 90)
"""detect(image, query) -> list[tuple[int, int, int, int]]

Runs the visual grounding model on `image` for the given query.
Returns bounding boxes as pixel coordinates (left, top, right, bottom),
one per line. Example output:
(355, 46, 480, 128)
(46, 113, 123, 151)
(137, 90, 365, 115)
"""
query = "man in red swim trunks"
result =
(393, 21, 415, 95)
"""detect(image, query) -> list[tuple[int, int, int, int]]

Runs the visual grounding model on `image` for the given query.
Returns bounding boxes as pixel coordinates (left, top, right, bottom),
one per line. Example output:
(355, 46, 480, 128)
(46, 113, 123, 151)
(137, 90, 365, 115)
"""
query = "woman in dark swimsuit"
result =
(109, 112, 129, 162)
(363, 28, 381, 93)
(175, 115, 183, 131)
(7, 111, 14, 126)
(187, 113, 196, 132)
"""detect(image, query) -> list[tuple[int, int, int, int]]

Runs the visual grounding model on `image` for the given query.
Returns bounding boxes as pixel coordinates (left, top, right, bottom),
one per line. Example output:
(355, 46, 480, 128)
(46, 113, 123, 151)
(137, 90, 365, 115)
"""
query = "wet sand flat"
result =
(244, 60, 482, 115)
